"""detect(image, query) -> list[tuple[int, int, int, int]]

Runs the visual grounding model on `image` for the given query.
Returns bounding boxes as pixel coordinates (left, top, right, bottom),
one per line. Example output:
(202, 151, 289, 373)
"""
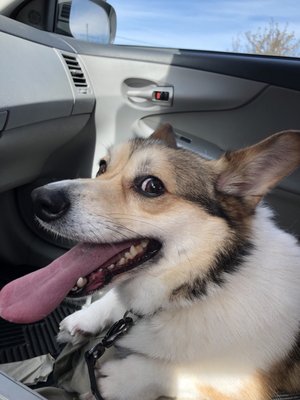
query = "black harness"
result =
(85, 313, 300, 400)
(85, 312, 134, 400)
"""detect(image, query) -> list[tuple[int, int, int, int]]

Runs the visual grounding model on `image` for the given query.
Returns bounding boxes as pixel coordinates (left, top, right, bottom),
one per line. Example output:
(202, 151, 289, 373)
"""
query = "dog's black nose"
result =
(31, 186, 70, 222)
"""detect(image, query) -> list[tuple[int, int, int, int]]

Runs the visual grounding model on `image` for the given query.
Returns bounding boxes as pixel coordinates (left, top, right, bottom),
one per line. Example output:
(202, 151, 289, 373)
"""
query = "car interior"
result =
(0, 0, 299, 398)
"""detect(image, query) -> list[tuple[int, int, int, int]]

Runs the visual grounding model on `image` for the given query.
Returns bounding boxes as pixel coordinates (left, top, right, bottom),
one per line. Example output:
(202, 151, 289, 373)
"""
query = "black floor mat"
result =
(0, 302, 78, 363)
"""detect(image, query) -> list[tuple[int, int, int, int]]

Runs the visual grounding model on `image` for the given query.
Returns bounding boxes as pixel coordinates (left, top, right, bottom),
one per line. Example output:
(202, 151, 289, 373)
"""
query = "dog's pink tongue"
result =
(0, 242, 130, 324)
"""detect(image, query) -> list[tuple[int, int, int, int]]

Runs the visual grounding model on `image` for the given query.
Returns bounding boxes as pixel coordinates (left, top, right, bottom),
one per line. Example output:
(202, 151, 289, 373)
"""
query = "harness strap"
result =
(85, 312, 134, 400)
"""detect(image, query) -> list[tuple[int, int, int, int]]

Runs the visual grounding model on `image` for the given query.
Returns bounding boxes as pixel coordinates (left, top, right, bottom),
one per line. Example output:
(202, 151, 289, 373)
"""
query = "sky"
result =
(107, 0, 300, 54)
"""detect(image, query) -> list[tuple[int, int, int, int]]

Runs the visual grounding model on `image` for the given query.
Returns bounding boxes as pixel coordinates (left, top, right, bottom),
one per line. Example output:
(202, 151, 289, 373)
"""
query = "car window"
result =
(8, 0, 300, 58)
(109, 0, 300, 58)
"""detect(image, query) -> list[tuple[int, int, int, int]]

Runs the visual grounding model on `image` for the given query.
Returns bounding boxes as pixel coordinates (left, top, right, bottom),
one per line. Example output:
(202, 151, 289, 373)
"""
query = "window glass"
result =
(109, 0, 300, 57)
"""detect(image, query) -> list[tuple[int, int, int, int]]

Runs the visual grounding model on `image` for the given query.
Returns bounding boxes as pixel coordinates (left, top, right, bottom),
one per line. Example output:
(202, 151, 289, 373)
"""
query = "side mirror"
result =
(69, 0, 116, 44)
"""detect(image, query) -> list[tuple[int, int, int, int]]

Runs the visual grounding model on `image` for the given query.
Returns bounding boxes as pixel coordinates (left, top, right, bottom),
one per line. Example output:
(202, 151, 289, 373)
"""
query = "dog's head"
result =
(28, 125, 300, 314)
(1, 125, 300, 323)
(28, 124, 300, 315)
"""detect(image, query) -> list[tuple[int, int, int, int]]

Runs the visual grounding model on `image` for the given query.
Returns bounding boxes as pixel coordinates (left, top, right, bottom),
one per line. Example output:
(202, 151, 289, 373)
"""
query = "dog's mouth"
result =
(0, 239, 161, 324)
(68, 239, 161, 297)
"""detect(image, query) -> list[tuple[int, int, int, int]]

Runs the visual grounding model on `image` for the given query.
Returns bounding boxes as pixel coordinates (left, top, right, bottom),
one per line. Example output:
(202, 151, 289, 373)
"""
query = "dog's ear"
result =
(150, 123, 177, 148)
(216, 130, 300, 206)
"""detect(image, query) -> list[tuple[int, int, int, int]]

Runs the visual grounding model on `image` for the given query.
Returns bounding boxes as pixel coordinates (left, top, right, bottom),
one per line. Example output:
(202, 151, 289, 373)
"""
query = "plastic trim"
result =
(0, 14, 74, 52)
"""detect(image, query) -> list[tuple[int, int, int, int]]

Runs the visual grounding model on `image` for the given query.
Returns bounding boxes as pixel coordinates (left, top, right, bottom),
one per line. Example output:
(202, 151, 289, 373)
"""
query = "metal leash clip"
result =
(85, 312, 134, 400)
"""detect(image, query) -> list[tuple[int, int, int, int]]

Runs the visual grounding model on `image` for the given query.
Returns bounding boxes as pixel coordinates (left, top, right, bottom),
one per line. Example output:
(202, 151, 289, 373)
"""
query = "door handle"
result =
(127, 86, 173, 106)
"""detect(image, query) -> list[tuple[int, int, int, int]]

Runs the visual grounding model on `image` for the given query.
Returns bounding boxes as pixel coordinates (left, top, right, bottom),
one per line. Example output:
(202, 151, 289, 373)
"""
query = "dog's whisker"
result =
(105, 215, 169, 235)
(88, 220, 142, 246)
(101, 216, 198, 268)
(104, 217, 195, 269)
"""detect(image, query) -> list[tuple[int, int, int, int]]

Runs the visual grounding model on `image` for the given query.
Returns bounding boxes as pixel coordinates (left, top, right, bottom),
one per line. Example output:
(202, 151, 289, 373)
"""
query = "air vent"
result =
(62, 54, 88, 89)
(60, 3, 71, 20)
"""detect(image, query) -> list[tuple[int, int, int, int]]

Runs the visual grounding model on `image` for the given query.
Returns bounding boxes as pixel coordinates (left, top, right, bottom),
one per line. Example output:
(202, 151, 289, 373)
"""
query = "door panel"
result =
(79, 55, 266, 172)
(0, 20, 96, 267)
(0, 33, 73, 130)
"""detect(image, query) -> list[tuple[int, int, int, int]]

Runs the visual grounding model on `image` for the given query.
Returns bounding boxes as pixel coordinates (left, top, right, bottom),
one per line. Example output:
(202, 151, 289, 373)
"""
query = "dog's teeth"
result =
(130, 245, 138, 257)
(117, 257, 126, 266)
(125, 252, 133, 260)
(135, 245, 143, 254)
(141, 240, 149, 248)
(71, 286, 78, 291)
(77, 277, 87, 288)
(98, 268, 103, 272)
(108, 264, 115, 270)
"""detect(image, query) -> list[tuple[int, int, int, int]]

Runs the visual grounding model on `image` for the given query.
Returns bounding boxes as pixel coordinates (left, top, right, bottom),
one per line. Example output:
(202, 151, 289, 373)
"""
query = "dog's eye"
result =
(135, 176, 165, 197)
(97, 160, 107, 176)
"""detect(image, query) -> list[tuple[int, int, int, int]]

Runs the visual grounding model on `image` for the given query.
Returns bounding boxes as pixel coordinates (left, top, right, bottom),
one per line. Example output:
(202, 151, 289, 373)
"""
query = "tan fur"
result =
(198, 373, 271, 400)
(197, 354, 300, 400)
(216, 130, 300, 203)
(91, 143, 212, 226)
(198, 386, 234, 400)
(150, 123, 178, 148)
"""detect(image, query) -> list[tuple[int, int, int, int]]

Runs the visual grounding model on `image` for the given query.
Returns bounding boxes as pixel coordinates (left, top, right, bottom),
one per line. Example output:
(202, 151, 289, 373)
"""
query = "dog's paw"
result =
(57, 309, 98, 345)
(99, 359, 137, 400)
(98, 357, 160, 400)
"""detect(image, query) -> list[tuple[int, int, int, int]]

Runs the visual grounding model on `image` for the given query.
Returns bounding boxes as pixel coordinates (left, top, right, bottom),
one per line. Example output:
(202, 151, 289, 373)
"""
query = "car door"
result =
(0, 0, 299, 374)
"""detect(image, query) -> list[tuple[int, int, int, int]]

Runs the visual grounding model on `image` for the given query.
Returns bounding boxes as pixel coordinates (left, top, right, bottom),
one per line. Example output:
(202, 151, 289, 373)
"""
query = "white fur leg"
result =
(79, 393, 94, 400)
(57, 289, 126, 344)
(98, 354, 176, 400)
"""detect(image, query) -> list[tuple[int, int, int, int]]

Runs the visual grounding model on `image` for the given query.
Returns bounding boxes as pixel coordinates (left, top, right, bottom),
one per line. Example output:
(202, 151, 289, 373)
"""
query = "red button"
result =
(155, 91, 161, 100)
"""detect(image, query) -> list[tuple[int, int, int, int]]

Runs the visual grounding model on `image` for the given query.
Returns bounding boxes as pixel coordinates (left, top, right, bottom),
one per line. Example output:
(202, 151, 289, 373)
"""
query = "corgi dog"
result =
(1, 124, 299, 400)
